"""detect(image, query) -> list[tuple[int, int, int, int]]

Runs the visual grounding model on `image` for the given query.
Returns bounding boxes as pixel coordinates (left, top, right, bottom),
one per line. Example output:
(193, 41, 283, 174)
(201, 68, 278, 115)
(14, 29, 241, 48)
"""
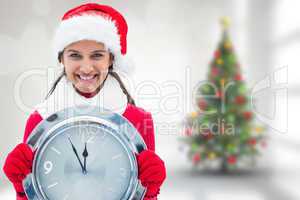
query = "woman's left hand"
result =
(136, 150, 166, 198)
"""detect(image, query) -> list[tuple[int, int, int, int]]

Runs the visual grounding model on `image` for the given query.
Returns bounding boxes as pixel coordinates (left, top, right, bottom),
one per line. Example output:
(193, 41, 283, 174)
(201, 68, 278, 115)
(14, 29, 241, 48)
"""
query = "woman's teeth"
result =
(78, 75, 97, 80)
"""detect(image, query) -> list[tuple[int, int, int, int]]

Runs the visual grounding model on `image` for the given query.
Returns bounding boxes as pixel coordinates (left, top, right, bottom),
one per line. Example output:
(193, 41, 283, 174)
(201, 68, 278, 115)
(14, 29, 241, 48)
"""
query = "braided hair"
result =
(45, 52, 135, 106)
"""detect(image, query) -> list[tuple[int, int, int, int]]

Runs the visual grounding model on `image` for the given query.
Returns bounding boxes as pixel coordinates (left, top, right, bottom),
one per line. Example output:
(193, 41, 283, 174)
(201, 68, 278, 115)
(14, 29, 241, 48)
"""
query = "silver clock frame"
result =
(23, 105, 147, 200)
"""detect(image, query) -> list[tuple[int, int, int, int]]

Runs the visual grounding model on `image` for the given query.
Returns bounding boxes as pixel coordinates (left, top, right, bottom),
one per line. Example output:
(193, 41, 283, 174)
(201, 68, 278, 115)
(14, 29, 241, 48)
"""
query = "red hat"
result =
(53, 3, 133, 74)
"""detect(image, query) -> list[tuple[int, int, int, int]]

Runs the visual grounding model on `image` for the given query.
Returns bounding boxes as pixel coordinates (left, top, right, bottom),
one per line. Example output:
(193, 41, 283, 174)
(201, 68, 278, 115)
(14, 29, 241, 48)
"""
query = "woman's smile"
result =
(76, 74, 99, 84)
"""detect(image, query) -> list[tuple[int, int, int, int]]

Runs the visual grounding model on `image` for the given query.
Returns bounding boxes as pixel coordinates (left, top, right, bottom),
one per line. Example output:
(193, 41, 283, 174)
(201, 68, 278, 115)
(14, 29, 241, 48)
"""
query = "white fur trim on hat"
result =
(52, 15, 134, 74)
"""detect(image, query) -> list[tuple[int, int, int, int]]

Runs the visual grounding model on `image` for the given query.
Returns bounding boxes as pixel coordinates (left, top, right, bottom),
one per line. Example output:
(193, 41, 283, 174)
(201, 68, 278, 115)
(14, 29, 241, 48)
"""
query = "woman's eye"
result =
(91, 54, 104, 59)
(69, 53, 81, 58)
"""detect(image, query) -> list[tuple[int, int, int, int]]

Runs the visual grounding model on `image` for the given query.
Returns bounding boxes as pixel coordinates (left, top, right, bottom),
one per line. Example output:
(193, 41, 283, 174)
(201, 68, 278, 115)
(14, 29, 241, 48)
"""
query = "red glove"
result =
(3, 143, 34, 198)
(137, 150, 166, 199)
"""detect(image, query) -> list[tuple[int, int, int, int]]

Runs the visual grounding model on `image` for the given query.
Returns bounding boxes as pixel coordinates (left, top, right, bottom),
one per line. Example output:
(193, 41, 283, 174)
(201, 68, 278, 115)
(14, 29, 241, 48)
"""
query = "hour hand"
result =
(68, 137, 85, 173)
(82, 142, 88, 173)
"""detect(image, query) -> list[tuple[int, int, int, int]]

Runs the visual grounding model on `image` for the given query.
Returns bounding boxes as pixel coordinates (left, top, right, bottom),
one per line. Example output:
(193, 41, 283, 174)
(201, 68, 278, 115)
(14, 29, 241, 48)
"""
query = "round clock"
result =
(23, 105, 147, 200)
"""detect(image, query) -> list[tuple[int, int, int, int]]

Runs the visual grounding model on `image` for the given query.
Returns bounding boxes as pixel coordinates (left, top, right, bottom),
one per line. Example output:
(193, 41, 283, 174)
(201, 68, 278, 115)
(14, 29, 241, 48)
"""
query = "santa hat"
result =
(53, 3, 134, 74)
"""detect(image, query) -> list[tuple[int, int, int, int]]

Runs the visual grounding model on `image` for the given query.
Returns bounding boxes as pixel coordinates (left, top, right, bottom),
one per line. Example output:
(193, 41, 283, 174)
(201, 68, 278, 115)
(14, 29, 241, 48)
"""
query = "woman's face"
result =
(61, 40, 113, 94)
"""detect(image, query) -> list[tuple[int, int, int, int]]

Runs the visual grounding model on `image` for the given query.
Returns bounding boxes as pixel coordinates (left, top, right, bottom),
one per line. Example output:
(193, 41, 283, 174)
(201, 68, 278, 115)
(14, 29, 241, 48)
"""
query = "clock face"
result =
(34, 122, 133, 200)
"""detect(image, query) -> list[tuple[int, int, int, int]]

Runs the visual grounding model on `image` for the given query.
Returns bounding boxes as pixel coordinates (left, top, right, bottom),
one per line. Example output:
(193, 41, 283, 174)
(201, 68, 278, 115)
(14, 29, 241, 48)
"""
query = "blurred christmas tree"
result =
(181, 17, 267, 172)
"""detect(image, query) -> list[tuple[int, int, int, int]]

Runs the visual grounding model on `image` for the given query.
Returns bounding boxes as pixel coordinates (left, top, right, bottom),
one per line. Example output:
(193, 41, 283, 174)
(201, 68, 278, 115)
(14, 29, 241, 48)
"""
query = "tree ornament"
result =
(214, 50, 221, 58)
(192, 153, 201, 164)
(227, 155, 237, 165)
(224, 41, 232, 49)
(243, 111, 252, 120)
(208, 152, 216, 160)
(216, 58, 224, 65)
(220, 78, 226, 87)
(190, 112, 198, 119)
(234, 73, 242, 81)
(198, 99, 207, 110)
(211, 67, 219, 77)
(216, 89, 225, 100)
(254, 126, 264, 134)
(235, 95, 246, 105)
(247, 138, 257, 146)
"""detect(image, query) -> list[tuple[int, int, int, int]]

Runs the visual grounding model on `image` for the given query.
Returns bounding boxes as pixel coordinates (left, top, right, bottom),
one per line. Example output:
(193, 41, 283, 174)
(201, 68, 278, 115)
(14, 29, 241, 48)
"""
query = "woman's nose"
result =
(79, 60, 94, 74)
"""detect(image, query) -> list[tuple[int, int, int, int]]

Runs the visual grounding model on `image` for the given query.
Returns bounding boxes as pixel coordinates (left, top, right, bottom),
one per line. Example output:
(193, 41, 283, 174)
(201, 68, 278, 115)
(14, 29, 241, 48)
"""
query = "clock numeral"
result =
(80, 126, 96, 144)
(44, 161, 53, 174)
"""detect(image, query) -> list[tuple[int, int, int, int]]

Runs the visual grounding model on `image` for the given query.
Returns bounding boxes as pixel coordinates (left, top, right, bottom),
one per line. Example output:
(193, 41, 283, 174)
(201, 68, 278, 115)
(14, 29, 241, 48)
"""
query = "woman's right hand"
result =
(3, 143, 34, 197)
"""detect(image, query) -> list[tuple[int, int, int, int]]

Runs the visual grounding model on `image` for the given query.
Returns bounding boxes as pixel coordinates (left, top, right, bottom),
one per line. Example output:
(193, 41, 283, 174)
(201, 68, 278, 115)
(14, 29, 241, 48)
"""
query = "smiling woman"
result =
(61, 40, 113, 96)
(2, 2, 166, 200)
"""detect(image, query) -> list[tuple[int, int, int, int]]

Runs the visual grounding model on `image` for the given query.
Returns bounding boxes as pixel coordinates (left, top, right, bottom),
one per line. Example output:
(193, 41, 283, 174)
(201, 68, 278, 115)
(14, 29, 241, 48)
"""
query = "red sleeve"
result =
(140, 112, 155, 152)
(130, 111, 155, 152)
(123, 105, 156, 152)
(22, 110, 43, 143)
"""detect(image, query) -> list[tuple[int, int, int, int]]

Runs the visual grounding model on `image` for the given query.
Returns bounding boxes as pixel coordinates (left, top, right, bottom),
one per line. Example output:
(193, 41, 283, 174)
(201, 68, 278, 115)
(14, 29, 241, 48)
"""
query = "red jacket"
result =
(17, 103, 157, 200)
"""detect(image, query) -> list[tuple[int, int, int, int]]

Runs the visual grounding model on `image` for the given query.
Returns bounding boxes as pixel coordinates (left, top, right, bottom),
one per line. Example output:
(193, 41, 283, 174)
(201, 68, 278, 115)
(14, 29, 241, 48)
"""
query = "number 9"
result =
(44, 161, 53, 174)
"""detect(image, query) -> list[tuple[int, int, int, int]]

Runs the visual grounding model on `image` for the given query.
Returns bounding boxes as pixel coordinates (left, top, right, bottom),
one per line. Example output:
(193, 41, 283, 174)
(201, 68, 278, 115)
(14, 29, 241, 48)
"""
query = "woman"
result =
(3, 3, 166, 200)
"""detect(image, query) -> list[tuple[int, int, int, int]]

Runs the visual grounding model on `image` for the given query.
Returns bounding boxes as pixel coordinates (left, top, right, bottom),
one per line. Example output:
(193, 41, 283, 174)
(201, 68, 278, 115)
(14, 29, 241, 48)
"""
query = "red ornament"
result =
(192, 153, 201, 164)
(198, 99, 207, 110)
(247, 138, 257, 146)
(234, 73, 242, 81)
(235, 95, 246, 104)
(216, 90, 223, 99)
(214, 50, 221, 58)
(211, 67, 219, 77)
(243, 111, 252, 120)
(227, 155, 237, 165)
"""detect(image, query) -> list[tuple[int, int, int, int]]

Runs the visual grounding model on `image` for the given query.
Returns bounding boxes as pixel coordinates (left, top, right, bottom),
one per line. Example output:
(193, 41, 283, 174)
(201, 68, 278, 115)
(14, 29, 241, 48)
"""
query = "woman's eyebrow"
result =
(66, 49, 107, 53)
(66, 49, 80, 53)
(91, 50, 107, 53)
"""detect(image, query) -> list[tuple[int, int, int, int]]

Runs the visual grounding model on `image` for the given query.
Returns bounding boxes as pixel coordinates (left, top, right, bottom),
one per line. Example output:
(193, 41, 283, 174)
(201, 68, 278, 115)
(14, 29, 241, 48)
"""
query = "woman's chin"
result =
(75, 85, 98, 94)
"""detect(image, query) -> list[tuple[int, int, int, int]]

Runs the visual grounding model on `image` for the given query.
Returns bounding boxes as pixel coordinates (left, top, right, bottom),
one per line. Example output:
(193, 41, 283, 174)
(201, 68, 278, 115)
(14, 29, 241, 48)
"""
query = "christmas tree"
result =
(181, 17, 266, 172)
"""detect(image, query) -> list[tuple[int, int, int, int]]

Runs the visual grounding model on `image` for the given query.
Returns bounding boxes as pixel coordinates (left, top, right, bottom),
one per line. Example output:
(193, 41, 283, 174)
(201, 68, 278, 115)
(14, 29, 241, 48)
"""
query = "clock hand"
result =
(82, 142, 88, 173)
(67, 137, 85, 173)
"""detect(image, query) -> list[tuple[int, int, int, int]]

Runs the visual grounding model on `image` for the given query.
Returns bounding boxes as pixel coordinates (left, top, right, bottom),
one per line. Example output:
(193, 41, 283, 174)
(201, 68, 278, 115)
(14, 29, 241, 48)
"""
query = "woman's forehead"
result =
(65, 40, 107, 52)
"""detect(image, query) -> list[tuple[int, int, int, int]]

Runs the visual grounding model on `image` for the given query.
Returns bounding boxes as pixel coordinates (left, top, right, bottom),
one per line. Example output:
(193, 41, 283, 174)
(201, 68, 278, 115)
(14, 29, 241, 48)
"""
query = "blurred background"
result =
(0, 0, 299, 199)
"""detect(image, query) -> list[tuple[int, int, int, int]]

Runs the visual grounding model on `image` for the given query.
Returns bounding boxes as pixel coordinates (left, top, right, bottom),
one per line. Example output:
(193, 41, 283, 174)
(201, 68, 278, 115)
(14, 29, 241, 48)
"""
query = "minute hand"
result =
(68, 137, 85, 173)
